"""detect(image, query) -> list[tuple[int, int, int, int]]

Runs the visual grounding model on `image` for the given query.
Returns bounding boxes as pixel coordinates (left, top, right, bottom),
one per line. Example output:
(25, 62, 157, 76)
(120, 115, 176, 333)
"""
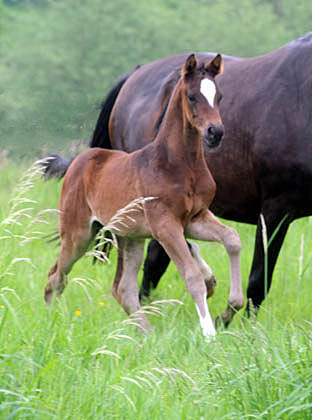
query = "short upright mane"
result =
(153, 71, 181, 137)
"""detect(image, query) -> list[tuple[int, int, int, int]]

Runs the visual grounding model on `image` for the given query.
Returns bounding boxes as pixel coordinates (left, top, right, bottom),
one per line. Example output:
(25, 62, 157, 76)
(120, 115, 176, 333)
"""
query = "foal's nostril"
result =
(205, 124, 224, 147)
(207, 126, 215, 136)
(215, 126, 224, 141)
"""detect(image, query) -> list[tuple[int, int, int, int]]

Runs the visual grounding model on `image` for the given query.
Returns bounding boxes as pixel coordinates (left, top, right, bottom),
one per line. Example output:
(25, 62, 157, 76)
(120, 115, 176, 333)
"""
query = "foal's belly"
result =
(93, 208, 153, 239)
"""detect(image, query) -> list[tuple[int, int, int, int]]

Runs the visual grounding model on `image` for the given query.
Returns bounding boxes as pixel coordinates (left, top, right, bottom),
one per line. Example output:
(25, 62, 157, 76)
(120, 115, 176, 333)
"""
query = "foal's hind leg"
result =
(140, 239, 170, 299)
(44, 224, 93, 304)
(113, 237, 150, 330)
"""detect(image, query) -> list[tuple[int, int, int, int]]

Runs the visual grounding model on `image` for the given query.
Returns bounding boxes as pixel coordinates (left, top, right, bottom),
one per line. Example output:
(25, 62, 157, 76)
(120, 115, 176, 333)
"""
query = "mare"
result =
(90, 33, 312, 313)
(44, 54, 244, 336)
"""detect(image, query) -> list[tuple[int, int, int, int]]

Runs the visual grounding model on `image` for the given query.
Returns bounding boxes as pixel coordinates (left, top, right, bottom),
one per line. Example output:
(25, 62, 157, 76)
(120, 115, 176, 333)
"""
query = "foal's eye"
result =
(188, 94, 196, 103)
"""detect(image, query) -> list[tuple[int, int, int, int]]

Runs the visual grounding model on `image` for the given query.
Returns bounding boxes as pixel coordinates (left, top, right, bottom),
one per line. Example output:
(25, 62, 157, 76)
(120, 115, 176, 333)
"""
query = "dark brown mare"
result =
(91, 32, 312, 313)
(45, 33, 312, 316)
(44, 54, 243, 336)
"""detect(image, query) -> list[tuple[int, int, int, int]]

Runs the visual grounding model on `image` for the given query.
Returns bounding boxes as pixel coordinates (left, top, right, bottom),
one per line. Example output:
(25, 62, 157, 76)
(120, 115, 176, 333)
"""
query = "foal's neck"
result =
(154, 83, 206, 167)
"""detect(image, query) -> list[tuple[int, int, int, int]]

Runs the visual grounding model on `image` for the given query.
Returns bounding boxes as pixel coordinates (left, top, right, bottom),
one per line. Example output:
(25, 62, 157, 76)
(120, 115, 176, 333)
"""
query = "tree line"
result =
(0, 0, 311, 158)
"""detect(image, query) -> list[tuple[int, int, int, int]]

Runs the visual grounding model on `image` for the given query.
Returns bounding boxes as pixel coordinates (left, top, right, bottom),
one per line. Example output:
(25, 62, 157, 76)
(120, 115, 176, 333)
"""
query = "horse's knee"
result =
(224, 227, 241, 254)
(228, 295, 244, 311)
(118, 285, 140, 314)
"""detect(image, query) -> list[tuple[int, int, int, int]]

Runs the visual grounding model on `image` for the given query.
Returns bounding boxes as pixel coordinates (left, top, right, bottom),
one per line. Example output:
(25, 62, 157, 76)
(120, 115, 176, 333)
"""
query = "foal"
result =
(45, 54, 244, 336)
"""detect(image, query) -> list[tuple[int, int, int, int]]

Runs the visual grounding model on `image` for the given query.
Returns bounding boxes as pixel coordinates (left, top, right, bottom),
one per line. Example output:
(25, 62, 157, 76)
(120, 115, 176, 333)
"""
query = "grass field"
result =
(0, 159, 312, 419)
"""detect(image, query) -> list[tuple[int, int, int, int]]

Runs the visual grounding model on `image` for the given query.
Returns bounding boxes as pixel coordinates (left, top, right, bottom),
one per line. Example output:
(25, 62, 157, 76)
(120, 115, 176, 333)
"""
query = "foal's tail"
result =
(89, 70, 135, 149)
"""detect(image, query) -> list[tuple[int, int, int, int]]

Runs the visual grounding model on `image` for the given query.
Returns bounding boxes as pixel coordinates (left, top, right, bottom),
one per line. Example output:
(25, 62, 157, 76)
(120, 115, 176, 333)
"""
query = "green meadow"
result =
(0, 158, 312, 419)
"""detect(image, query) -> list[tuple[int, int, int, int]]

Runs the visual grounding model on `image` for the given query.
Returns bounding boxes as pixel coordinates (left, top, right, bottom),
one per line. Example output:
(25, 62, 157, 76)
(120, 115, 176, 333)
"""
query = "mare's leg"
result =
(247, 208, 291, 314)
(113, 237, 150, 330)
(44, 223, 93, 304)
(148, 215, 216, 337)
(185, 209, 243, 327)
(140, 239, 170, 298)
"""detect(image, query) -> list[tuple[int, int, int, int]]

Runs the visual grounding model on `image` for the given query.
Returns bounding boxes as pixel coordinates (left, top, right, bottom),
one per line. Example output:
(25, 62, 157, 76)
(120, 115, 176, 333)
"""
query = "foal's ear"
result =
(183, 54, 198, 76)
(205, 54, 223, 77)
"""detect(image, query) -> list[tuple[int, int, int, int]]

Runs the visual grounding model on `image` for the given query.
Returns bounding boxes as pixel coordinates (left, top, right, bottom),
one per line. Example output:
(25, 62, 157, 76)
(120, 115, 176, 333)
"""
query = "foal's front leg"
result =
(186, 209, 244, 327)
(148, 216, 216, 337)
(188, 242, 216, 298)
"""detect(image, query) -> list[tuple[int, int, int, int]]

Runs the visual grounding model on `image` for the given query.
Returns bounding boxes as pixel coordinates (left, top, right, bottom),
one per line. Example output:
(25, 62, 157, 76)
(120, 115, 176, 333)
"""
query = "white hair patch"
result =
(195, 300, 216, 337)
(200, 78, 216, 108)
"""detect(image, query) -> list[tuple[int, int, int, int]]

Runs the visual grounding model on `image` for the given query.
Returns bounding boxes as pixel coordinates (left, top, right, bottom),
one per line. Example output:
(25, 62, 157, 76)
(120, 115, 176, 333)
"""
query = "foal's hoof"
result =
(214, 313, 229, 330)
(205, 275, 217, 298)
(129, 312, 152, 334)
(44, 286, 54, 305)
(138, 322, 152, 335)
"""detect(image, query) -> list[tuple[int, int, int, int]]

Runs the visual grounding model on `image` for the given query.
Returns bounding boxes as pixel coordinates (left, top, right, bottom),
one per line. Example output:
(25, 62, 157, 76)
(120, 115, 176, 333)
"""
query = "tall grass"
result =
(0, 160, 312, 419)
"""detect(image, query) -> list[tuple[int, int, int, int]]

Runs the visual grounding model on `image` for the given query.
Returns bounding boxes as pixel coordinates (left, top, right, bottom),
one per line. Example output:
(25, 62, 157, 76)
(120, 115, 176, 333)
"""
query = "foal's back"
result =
(61, 147, 144, 228)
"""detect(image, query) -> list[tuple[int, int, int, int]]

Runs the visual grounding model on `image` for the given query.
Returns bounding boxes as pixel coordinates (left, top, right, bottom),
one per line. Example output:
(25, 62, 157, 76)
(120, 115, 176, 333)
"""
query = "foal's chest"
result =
(189, 170, 216, 204)
(182, 171, 216, 219)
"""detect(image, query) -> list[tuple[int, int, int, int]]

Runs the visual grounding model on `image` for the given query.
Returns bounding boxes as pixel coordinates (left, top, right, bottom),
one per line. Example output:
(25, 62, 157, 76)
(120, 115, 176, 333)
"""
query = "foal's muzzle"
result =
(204, 124, 224, 148)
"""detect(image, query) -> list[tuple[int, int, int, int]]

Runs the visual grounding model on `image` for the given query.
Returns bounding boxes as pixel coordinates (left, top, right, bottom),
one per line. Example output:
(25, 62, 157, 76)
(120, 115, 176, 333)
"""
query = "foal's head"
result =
(181, 53, 224, 148)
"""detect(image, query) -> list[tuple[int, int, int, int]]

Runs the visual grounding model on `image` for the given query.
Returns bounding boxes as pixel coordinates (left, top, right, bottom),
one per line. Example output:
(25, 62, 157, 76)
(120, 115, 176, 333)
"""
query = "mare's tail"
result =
(89, 70, 134, 149)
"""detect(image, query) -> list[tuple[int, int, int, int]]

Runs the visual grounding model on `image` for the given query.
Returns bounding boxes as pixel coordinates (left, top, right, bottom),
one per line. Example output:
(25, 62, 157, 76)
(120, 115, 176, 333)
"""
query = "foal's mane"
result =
(152, 70, 181, 138)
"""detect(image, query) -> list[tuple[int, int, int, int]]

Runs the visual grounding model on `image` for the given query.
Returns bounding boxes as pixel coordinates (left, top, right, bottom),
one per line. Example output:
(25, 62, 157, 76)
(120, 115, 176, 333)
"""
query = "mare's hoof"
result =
(205, 275, 217, 298)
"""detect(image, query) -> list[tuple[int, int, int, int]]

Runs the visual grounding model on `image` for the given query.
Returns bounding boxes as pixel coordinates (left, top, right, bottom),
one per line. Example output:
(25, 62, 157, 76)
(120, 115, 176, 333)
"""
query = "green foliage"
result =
(1, 161, 312, 419)
(0, 0, 312, 158)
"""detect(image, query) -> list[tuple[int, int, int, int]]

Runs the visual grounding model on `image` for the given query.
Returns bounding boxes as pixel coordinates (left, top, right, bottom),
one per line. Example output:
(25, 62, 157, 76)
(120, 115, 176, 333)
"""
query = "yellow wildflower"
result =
(75, 310, 82, 316)
(98, 302, 105, 307)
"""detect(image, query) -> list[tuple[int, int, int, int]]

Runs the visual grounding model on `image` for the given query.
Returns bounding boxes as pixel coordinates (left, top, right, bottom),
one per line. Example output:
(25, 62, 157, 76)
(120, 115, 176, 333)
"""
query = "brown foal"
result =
(45, 54, 244, 337)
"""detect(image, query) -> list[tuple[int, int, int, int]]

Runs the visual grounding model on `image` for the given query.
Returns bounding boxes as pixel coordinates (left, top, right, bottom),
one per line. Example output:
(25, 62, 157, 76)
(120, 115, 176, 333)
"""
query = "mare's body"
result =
(91, 33, 312, 310)
(45, 55, 243, 336)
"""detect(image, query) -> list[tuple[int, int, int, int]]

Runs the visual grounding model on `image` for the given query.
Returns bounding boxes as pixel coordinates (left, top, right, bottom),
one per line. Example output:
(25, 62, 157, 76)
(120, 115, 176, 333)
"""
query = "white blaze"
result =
(200, 78, 216, 108)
